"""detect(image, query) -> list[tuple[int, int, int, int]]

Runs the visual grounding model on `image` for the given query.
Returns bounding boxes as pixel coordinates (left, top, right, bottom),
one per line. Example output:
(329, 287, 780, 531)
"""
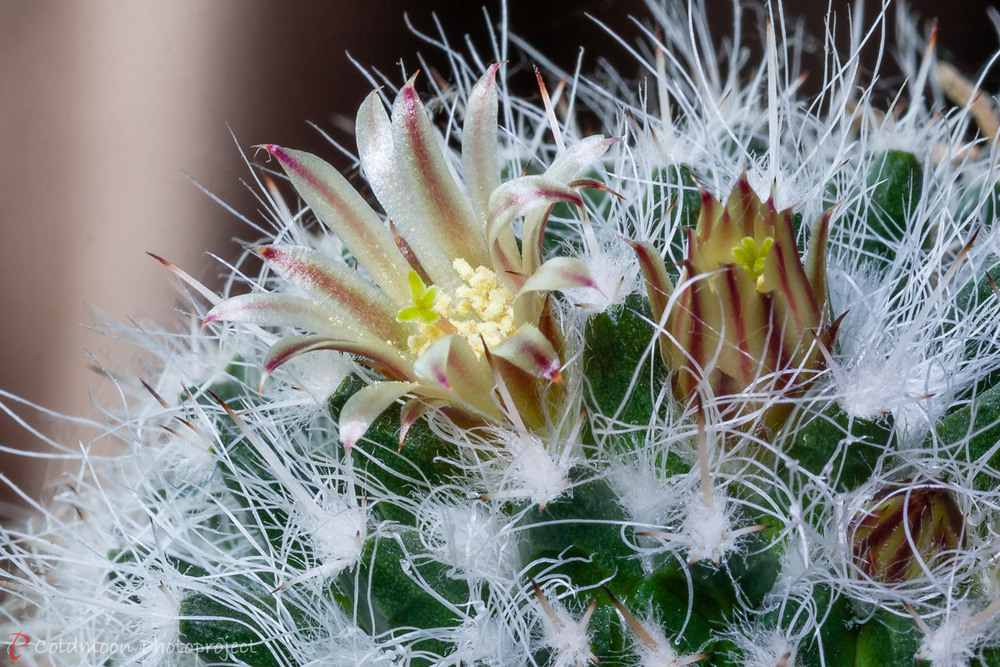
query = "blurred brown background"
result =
(0, 0, 995, 512)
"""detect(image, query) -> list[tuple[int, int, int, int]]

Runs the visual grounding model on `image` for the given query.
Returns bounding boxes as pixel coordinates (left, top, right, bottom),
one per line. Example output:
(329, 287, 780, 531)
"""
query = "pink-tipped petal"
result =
(805, 209, 831, 314)
(464, 64, 522, 274)
(399, 397, 435, 450)
(415, 340, 451, 389)
(463, 64, 502, 224)
(205, 293, 359, 338)
(492, 324, 563, 382)
(263, 335, 414, 384)
(487, 176, 583, 287)
(724, 173, 757, 235)
(769, 240, 820, 338)
(254, 244, 407, 343)
(356, 89, 459, 289)
(340, 381, 418, 451)
(261, 145, 410, 304)
(413, 336, 501, 418)
(566, 177, 619, 193)
(519, 207, 555, 277)
(518, 256, 599, 295)
(517, 138, 615, 275)
(392, 78, 489, 266)
(626, 239, 674, 325)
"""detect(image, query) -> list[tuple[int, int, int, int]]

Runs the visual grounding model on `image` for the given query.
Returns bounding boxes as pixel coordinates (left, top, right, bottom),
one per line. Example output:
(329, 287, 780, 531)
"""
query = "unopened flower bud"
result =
(633, 173, 834, 431)
(850, 481, 966, 583)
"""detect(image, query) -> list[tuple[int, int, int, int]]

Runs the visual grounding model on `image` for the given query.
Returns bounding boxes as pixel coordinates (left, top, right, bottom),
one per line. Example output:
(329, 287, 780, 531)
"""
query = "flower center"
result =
(731, 235, 773, 291)
(404, 259, 516, 358)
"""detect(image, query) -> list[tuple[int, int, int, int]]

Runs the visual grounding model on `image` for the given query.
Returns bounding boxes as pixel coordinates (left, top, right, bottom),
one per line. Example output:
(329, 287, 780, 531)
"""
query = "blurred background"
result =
(1, 0, 996, 512)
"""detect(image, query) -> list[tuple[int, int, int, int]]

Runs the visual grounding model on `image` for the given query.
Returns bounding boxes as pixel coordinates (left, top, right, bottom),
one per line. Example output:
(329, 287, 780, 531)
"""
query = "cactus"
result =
(5, 1, 1000, 666)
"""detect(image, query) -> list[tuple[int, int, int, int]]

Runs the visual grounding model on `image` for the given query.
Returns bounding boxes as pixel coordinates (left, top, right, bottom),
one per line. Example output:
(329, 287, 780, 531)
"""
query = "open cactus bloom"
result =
(633, 174, 834, 431)
(204, 65, 611, 448)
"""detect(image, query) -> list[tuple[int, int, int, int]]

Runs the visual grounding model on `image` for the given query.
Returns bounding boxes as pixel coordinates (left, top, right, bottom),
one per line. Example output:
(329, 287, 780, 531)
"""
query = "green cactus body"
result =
(784, 405, 892, 493)
(179, 590, 299, 667)
(860, 150, 926, 265)
(582, 293, 669, 431)
(936, 382, 1000, 492)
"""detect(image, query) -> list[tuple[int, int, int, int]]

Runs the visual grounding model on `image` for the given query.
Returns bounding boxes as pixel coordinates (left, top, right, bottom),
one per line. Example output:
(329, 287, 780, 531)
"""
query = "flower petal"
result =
(768, 238, 824, 370)
(339, 381, 420, 451)
(762, 205, 822, 334)
(205, 293, 361, 338)
(518, 256, 599, 295)
(463, 65, 523, 277)
(716, 264, 771, 389)
(486, 176, 583, 287)
(806, 209, 831, 313)
(398, 397, 428, 448)
(392, 77, 490, 269)
(626, 238, 674, 326)
(517, 139, 616, 275)
(463, 64, 502, 224)
(492, 324, 563, 382)
(263, 335, 414, 384)
(261, 145, 411, 304)
(542, 135, 615, 184)
(356, 89, 460, 289)
(254, 245, 407, 344)
(413, 335, 501, 418)
(519, 208, 555, 277)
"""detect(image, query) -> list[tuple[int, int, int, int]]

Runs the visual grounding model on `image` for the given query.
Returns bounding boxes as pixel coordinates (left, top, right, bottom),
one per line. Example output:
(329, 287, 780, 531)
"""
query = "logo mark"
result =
(8, 632, 29, 660)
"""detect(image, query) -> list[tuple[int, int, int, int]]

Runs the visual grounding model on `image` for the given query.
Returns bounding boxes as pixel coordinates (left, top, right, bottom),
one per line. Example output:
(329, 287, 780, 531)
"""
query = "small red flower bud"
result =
(850, 481, 966, 583)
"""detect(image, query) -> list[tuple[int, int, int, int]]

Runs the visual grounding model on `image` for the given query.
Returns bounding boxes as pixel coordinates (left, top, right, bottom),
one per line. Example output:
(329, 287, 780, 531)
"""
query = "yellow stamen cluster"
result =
(406, 259, 516, 358)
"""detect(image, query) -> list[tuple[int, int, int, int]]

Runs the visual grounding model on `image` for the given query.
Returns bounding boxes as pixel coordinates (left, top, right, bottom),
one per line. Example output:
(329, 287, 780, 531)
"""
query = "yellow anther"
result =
(405, 260, 516, 358)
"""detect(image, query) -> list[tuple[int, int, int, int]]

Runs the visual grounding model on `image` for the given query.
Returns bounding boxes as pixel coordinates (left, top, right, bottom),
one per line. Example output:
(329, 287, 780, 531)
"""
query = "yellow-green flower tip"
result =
(397, 270, 440, 324)
(732, 235, 774, 290)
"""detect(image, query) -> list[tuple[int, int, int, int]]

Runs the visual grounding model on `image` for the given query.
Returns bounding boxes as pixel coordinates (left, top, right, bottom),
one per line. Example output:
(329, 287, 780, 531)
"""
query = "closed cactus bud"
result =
(850, 481, 966, 583)
(633, 173, 834, 430)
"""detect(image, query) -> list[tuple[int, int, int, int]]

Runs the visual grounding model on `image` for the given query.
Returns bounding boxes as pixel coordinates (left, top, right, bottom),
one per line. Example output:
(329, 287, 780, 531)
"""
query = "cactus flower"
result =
(204, 65, 611, 448)
(632, 173, 834, 431)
